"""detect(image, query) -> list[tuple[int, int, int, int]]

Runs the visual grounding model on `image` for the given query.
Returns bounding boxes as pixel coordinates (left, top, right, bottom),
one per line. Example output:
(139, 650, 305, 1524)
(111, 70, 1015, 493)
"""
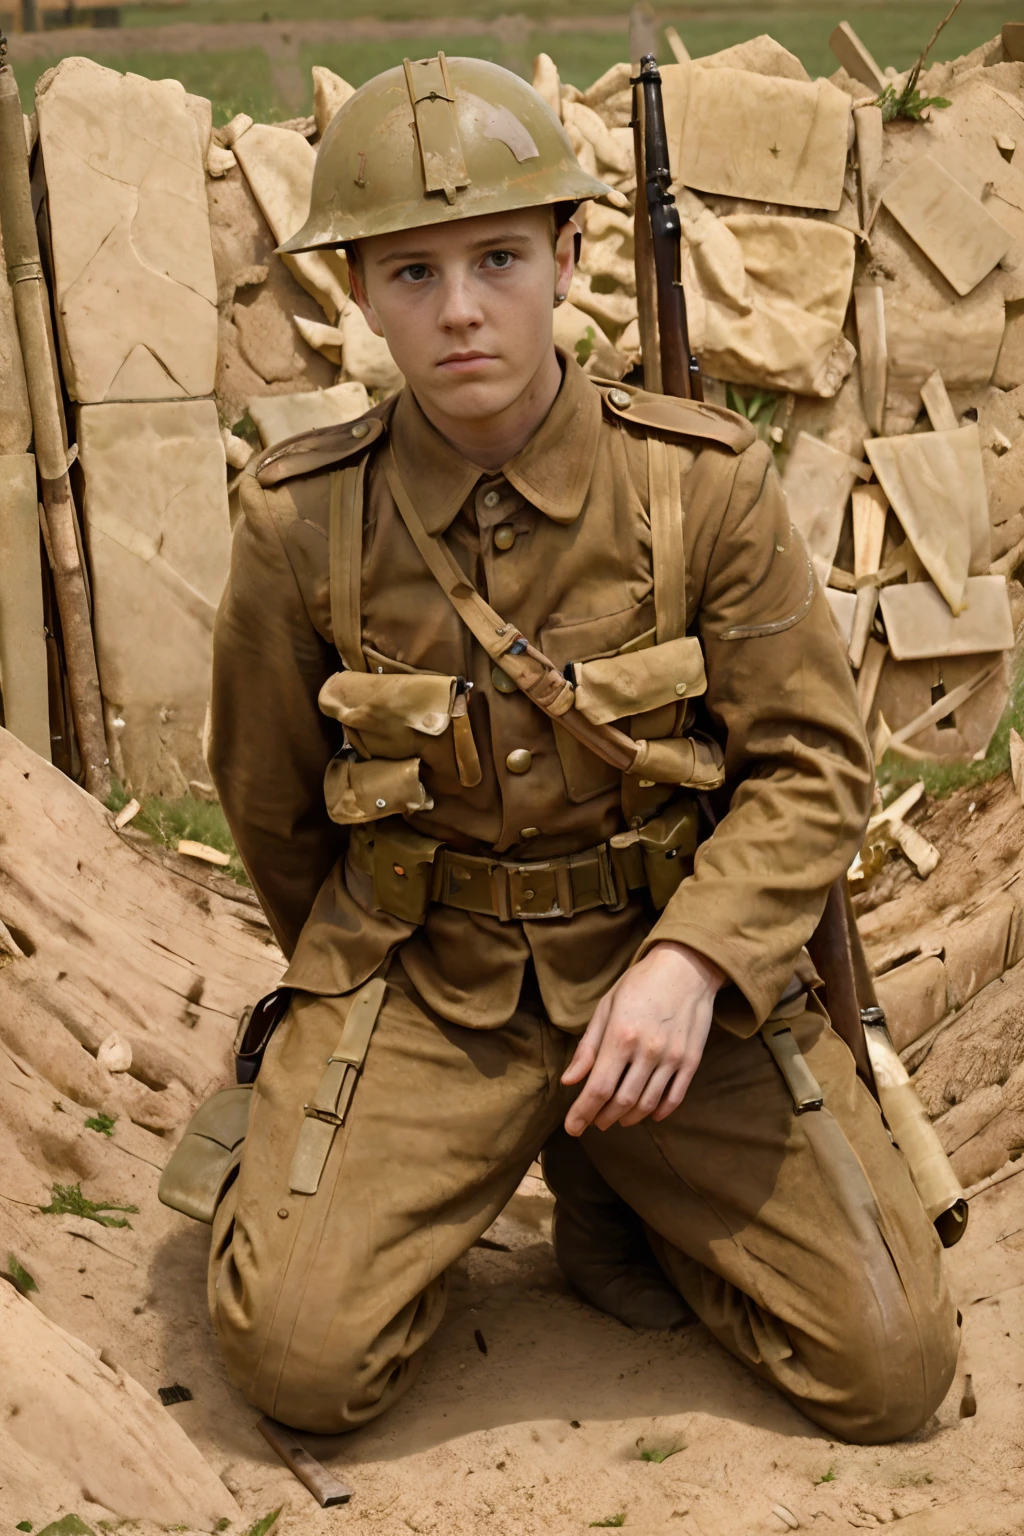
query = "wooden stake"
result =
(257, 1416, 353, 1508)
(0, 61, 109, 798)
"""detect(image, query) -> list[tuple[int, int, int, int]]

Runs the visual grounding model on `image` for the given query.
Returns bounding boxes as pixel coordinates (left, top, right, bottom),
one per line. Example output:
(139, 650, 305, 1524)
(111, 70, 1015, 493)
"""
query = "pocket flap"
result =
(573, 636, 707, 726)
(319, 671, 458, 737)
(324, 756, 433, 825)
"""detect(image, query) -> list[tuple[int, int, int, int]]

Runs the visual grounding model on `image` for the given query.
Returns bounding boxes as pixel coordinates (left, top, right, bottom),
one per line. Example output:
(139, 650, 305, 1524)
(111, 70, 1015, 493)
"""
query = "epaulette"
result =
(595, 381, 756, 454)
(251, 406, 390, 488)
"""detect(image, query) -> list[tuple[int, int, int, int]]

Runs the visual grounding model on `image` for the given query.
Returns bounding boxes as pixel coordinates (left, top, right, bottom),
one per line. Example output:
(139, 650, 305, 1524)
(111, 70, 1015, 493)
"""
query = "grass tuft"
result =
(637, 1439, 683, 1463)
(813, 1466, 837, 1484)
(245, 1511, 283, 1536)
(39, 1182, 138, 1229)
(105, 780, 249, 886)
(85, 1112, 118, 1138)
(590, 1518, 626, 1529)
(5, 1254, 38, 1295)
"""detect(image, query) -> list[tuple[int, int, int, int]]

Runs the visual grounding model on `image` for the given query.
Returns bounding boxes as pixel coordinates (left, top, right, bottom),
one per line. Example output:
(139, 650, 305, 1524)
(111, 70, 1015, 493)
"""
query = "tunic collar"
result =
(389, 351, 604, 536)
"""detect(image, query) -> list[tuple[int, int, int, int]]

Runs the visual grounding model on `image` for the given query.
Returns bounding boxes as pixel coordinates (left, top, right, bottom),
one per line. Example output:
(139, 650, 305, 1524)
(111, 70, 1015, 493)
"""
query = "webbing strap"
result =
(288, 977, 386, 1196)
(383, 450, 642, 775)
(647, 437, 686, 644)
(329, 463, 369, 672)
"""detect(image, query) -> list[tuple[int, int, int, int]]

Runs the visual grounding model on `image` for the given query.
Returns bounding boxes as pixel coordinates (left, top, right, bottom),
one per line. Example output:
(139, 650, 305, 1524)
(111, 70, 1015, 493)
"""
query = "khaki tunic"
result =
(206, 357, 959, 1444)
(210, 355, 873, 1032)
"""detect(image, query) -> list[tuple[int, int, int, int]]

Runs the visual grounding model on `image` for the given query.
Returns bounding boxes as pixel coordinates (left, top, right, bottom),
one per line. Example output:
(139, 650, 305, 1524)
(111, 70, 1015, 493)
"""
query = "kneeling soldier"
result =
(177, 55, 959, 1442)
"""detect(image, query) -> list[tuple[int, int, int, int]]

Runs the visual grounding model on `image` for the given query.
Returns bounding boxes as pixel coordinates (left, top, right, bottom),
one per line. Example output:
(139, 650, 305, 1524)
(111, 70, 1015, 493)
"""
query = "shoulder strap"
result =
(646, 436, 686, 644)
(383, 450, 641, 775)
(329, 461, 369, 672)
(597, 382, 756, 454)
(254, 415, 386, 488)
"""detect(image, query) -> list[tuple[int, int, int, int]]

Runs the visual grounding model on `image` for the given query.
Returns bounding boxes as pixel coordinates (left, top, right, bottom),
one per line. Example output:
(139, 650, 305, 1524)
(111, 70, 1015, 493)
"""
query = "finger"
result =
(561, 995, 611, 1086)
(616, 1059, 680, 1128)
(651, 1057, 702, 1122)
(563, 1033, 635, 1136)
(591, 1050, 663, 1132)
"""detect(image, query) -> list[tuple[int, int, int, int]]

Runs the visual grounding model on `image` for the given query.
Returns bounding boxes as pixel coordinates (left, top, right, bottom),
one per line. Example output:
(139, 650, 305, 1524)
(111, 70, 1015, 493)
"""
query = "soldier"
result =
(197, 55, 959, 1442)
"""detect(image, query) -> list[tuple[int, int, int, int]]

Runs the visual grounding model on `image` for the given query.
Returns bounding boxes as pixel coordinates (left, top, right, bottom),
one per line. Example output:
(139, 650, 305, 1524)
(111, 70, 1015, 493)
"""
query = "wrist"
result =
(647, 940, 726, 996)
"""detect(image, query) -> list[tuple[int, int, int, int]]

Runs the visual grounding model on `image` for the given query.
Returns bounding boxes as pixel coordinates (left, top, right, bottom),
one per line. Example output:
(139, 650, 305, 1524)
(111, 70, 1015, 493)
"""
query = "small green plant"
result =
(39, 1182, 138, 1229)
(213, 1522, 231, 1534)
(574, 325, 597, 367)
(875, 82, 951, 122)
(589, 1518, 626, 1529)
(726, 385, 778, 443)
(85, 1112, 117, 1137)
(5, 1255, 38, 1295)
(16, 1521, 32, 1531)
(245, 1512, 282, 1536)
(636, 1439, 683, 1463)
(814, 1466, 837, 1485)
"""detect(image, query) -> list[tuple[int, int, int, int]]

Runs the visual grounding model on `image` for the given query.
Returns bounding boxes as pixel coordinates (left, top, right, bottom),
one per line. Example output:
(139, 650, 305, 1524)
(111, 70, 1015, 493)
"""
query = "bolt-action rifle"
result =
(628, 39, 967, 1249)
(630, 53, 701, 402)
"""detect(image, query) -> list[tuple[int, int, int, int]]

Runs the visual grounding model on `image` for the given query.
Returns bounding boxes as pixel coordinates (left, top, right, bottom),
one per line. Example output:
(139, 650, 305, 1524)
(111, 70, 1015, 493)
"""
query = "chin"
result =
(424, 374, 522, 423)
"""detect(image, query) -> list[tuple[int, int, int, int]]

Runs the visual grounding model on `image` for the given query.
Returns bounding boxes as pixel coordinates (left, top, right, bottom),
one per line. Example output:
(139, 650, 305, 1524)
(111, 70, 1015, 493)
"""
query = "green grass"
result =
(84, 1111, 118, 1137)
(10, 3, 1009, 122)
(590, 1519, 626, 1530)
(878, 647, 1024, 802)
(5, 1254, 39, 1295)
(814, 1465, 837, 1485)
(244, 1512, 282, 1536)
(106, 780, 249, 885)
(38, 1181, 138, 1229)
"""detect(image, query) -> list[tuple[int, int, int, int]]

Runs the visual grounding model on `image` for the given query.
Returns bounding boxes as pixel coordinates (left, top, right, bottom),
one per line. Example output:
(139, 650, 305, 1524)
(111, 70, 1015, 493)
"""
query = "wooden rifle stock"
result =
(634, 55, 702, 402)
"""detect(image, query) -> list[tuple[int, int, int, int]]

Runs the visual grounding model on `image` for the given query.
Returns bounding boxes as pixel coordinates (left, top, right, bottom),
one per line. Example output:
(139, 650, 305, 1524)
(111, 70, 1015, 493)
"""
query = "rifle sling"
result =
(383, 450, 641, 775)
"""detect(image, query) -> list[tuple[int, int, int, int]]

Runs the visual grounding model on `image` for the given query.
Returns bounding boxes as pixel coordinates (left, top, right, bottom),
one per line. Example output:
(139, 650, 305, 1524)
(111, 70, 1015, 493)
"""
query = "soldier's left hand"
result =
(561, 942, 724, 1135)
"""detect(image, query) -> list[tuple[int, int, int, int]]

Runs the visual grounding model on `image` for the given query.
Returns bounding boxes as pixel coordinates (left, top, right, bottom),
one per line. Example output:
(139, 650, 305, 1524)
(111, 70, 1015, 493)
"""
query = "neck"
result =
(414, 348, 563, 471)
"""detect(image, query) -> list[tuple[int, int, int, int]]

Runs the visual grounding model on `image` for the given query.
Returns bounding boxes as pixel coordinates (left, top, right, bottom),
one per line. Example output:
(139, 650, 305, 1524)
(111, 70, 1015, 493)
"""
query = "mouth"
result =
(437, 351, 497, 373)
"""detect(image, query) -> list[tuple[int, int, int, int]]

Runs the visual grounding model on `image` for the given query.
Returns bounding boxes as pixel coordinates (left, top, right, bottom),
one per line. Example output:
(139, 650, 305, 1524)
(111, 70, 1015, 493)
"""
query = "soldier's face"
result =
(349, 207, 576, 421)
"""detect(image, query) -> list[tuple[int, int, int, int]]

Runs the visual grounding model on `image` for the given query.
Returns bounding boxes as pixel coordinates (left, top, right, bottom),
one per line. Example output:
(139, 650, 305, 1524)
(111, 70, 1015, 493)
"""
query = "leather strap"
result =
(647, 437, 686, 644)
(329, 462, 369, 672)
(383, 449, 642, 776)
(288, 977, 387, 1196)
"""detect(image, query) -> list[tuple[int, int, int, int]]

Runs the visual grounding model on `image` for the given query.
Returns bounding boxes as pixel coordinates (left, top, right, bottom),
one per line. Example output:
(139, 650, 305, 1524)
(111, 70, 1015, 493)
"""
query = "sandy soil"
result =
(1, 742, 1023, 1535)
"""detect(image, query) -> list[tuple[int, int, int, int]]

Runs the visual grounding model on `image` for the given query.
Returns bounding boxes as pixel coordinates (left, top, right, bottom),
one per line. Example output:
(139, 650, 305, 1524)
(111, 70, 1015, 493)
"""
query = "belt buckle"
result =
(507, 861, 563, 919)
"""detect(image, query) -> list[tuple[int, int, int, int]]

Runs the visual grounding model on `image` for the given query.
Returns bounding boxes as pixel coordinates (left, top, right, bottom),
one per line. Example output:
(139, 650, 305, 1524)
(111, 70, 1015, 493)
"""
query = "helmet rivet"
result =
(609, 388, 631, 409)
(351, 422, 370, 439)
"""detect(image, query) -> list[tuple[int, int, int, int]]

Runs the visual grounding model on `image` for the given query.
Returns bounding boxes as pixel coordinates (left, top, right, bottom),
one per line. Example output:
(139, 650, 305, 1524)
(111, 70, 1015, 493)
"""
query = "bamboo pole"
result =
(0, 53, 109, 797)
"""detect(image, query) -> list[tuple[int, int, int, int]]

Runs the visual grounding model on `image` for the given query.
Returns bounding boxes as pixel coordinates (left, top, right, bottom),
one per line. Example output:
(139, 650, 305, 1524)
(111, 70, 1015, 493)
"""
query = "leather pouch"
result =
(157, 1084, 253, 1224)
(639, 799, 699, 907)
(319, 670, 457, 758)
(630, 733, 726, 790)
(324, 755, 433, 825)
(572, 635, 708, 725)
(370, 817, 445, 922)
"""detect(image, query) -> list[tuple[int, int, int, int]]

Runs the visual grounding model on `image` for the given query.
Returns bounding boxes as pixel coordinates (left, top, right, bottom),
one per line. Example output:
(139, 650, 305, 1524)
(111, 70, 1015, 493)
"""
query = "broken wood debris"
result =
(257, 1414, 354, 1509)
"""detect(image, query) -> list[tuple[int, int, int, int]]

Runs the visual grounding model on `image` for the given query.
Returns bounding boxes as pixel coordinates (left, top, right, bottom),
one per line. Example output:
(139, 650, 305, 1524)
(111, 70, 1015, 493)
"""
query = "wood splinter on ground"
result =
(257, 1415, 354, 1508)
(176, 838, 232, 867)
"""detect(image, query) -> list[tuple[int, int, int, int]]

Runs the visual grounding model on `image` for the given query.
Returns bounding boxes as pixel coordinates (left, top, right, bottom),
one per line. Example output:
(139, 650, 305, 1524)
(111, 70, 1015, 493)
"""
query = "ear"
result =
(347, 251, 385, 339)
(554, 219, 577, 304)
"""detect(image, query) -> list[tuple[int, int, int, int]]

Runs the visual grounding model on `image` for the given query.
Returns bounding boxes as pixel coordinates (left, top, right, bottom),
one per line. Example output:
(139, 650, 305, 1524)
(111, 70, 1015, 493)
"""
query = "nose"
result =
(436, 266, 484, 333)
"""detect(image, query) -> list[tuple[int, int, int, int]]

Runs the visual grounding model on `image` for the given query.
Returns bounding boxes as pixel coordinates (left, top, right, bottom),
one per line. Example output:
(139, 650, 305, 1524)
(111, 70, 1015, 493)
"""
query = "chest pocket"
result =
(320, 670, 457, 759)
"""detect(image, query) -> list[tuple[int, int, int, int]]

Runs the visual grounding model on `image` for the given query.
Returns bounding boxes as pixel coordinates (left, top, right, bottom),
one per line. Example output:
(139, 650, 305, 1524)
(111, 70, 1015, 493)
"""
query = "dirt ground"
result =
(2, 739, 1023, 1535)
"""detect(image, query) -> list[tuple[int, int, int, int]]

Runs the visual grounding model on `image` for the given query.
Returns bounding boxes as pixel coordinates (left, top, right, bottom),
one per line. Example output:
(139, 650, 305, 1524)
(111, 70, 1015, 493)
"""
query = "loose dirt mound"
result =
(1, 725, 1023, 1534)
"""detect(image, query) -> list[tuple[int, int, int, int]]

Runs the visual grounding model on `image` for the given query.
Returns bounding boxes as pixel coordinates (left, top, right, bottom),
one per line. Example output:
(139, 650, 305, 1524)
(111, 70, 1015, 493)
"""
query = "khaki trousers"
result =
(209, 967, 959, 1443)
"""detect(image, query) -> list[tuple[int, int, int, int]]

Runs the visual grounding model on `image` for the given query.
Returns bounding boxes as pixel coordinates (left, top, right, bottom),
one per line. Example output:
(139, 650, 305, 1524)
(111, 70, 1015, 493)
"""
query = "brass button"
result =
(491, 665, 517, 694)
(520, 826, 540, 839)
(277, 1208, 289, 1219)
(483, 489, 501, 509)
(608, 388, 631, 409)
(522, 889, 535, 901)
(675, 682, 687, 695)
(505, 748, 532, 774)
(351, 421, 370, 438)
(493, 524, 516, 551)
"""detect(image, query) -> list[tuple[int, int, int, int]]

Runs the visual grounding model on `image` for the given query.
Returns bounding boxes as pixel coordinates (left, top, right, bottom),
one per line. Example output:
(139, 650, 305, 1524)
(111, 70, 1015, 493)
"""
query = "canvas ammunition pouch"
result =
(348, 797, 698, 925)
(158, 1084, 253, 1224)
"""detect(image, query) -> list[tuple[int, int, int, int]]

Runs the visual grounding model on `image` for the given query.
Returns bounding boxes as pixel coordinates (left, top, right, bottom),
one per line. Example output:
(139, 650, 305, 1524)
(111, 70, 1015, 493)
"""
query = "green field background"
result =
(8, 1, 1014, 124)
